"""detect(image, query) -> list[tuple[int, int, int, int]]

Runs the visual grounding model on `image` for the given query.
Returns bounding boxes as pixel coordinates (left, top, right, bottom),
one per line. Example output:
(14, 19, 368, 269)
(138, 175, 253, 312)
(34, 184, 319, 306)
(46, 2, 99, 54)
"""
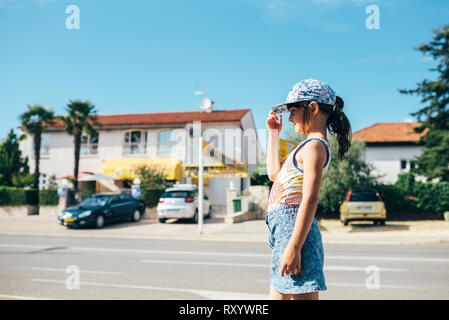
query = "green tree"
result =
(399, 25, 449, 182)
(59, 100, 100, 191)
(0, 129, 30, 186)
(135, 165, 166, 208)
(19, 105, 55, 213)
(135, 165, 166, 190)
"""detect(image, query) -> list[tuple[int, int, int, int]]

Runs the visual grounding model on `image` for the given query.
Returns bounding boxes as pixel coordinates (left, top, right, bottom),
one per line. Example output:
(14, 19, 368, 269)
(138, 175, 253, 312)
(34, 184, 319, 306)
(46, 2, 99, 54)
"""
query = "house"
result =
(352, 121, 428, 184)
(18, 108, 264, 214)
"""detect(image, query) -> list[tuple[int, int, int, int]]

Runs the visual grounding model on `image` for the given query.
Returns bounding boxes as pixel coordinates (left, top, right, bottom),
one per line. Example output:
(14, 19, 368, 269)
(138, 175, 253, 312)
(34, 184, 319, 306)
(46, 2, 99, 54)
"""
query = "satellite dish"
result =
(200, 97, 214, 112)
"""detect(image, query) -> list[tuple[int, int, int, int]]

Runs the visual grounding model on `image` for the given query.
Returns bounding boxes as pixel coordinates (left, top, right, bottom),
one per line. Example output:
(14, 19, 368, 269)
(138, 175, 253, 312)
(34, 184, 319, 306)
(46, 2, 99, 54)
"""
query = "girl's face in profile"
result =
(288, 107, 305, 135)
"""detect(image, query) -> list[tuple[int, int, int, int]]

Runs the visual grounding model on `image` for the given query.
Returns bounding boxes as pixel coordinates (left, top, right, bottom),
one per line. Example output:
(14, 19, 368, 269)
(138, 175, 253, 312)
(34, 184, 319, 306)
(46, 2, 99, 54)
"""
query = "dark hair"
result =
(288, 97, 352, 160)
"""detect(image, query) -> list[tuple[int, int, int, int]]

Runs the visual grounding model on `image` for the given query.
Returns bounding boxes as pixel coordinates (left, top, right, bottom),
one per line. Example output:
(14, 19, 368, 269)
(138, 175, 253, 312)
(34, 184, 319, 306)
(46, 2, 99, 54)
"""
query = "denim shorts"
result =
(265, 204, 327, 294)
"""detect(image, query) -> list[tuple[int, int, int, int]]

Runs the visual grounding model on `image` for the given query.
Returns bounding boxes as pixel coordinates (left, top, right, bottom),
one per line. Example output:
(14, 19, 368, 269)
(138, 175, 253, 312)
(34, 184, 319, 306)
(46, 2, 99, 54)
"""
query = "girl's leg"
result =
(291, 291, 319, 300)
(269, 287, 292, 300)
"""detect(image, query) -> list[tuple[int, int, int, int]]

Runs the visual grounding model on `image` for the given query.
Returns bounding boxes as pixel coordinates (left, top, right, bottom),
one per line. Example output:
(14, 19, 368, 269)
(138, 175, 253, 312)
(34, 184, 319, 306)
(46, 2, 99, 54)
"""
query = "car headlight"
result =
(78, 210, 92, 218)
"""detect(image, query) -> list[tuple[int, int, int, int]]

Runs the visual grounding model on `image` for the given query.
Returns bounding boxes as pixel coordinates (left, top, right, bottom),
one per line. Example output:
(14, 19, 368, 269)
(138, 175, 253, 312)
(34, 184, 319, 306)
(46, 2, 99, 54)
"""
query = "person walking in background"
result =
(265, 79, 352, 300)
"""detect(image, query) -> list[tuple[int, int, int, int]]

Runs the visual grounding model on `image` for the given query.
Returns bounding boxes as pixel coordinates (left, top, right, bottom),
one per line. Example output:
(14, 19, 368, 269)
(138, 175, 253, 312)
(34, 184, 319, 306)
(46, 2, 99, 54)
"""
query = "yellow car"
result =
(340, 190, 387, 226)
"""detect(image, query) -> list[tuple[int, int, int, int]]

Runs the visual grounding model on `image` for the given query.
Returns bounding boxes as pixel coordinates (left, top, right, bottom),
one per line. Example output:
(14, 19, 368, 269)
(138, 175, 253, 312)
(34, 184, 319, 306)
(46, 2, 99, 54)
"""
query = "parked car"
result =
(157, 184, 211, 223)
(339, 190, 387, 226)
(58, 193, 146, 229)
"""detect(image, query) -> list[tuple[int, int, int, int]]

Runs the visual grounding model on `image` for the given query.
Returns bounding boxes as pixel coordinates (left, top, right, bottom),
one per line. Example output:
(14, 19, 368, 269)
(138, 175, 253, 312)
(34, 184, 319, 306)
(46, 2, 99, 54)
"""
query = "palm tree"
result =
(19, 105, 55, 214)
(59, 100, 100, 191)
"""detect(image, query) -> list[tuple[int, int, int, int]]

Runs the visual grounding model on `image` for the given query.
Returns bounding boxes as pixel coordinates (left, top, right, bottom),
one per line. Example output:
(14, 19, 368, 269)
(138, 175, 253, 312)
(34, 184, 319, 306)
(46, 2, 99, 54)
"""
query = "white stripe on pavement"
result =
(29, 279, 268, 300)
(141, 259, 268, 268)
(1, 243, 447, 263)
(326, 255, 449, 263)
(0, 244, 269, 257)
(327, 282, 421, 290)
(8, 266, 124, 275)
(0, 294, 56, 300)
(141, 259, 407, 272)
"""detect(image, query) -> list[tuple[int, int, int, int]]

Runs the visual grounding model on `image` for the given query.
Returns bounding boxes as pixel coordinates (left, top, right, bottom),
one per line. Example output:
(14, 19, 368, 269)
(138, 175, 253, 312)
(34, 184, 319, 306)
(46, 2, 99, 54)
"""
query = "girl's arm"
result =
(266, 112, 283, 182)
(280, 141, 327, 277)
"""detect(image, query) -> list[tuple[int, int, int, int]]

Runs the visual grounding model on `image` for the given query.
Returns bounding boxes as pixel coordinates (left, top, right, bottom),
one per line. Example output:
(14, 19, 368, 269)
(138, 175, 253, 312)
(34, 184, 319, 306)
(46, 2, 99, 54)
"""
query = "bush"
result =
(141, 188, 165, 208)
(373, 173, 449, 215)
(0, 187, 57, 206)
(39, 189, 58, 205)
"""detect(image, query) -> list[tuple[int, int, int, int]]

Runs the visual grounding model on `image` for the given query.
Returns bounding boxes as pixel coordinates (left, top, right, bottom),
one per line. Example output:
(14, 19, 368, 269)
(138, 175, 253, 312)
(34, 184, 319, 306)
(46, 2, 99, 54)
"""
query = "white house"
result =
(353, 121, 428, 184)
(19, 108, 264, 214)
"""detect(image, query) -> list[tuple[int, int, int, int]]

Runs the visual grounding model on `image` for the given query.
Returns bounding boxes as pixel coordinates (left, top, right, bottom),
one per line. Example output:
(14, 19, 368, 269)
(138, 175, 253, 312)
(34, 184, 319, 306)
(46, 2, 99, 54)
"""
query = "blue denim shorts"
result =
(265, 204, 327, 294)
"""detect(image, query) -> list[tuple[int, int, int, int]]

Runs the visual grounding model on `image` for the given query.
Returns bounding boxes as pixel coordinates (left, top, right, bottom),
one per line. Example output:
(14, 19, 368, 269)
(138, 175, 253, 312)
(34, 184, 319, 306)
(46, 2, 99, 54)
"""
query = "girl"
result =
(265, 79, 351, 300)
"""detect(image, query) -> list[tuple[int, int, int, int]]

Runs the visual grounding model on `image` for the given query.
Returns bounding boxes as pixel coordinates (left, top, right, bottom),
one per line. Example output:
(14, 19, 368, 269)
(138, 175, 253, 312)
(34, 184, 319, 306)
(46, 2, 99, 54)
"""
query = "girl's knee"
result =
(269, 287, 292, 300)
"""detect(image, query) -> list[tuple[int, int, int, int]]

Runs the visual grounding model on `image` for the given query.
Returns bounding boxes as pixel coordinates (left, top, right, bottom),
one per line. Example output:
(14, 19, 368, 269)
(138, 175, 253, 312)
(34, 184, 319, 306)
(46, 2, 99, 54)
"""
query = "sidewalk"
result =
(0, 214, 448, 245)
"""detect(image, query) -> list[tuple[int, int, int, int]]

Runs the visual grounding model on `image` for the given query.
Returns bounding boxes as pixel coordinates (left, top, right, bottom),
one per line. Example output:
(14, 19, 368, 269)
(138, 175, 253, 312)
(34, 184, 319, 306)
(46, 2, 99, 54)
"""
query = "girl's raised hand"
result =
(266, 111, 282, 134)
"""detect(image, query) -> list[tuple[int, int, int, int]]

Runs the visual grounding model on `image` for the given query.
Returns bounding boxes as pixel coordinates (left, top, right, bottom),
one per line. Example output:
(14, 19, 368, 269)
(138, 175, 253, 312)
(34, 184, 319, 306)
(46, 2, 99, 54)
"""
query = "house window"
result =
(81, 133, 98, 155)
(410, 160, 417, 169)
(400, 160, 407, 170)
(40, 133, 50, 156)
(158, 130, 178, 155)
(124, 130, 147, 155)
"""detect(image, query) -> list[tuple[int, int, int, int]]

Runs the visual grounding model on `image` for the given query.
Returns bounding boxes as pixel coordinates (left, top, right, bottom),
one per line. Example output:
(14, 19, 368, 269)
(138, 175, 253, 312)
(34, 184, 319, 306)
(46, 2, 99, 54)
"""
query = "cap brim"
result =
(271, 102, 299, 114)
(271, 103, 288, 114)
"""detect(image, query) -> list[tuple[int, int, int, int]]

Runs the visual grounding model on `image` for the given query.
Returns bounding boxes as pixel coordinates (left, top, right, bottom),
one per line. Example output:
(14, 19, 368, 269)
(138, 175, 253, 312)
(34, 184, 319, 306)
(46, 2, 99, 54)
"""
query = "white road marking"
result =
(0, 244, 269, 257)
(0, 243, 446, 263)
(141, 259, 269, 268)
(29, 279, 267, 300)
(255, 280, 422, 290)
(0, 294, 55, 300)
(140, 259, 407, 272)
(8, 266, 124, 275)
(326, 255, 449, 263)
(327, 282, 421, 290)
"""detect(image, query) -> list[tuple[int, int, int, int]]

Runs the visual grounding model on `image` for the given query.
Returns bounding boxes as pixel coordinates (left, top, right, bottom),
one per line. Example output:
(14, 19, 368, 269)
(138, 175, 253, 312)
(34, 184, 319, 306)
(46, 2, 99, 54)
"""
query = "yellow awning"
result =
(102, 158, 182, 180)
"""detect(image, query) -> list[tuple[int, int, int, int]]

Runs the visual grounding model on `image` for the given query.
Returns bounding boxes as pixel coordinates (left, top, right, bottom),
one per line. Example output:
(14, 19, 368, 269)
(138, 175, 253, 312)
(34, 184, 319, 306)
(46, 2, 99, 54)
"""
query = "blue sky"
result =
(1, 0, 448, 150)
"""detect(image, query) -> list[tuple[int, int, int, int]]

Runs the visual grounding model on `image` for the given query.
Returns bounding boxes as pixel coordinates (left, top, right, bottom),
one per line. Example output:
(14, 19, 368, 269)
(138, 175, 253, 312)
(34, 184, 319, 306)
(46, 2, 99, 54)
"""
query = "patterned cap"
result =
(272, 79, 337, 114)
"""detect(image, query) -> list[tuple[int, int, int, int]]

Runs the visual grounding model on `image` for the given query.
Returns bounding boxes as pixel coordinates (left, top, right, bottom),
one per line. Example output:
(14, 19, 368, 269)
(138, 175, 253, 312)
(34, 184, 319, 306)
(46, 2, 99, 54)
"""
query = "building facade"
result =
(19, 108, 263, 214)
(353, 121, 428, 184)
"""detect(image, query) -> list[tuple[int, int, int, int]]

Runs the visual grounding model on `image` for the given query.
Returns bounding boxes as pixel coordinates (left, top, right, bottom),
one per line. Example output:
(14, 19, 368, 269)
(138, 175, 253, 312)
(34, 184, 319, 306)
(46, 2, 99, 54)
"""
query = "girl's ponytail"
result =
(327, 96, 352, 160)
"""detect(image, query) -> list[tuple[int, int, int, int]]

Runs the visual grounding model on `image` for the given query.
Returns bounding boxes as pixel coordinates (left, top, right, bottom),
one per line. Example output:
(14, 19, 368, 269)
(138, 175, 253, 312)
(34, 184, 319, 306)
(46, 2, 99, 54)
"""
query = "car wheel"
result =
(191, 209, 198, 224)
(158, 218, 167, 223)
(343, 219, 349, 226)
(379, 219, 386, 226)
(131, 209, 141, 222)
(95, 214, 105, 229)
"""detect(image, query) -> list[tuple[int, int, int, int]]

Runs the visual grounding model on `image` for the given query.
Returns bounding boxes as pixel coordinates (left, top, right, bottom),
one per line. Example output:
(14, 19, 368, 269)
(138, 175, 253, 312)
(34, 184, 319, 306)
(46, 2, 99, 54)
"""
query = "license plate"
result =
(64, 217, 75, 222)
(357, 206, 373, 211)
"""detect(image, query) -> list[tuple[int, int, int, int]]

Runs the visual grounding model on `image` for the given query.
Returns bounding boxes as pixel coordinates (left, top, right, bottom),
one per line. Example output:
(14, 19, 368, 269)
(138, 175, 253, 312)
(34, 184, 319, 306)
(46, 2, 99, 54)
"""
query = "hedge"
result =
(0, 187, 58, 206)
(373, 173, 449, 214)
(141, 188, 165, 208)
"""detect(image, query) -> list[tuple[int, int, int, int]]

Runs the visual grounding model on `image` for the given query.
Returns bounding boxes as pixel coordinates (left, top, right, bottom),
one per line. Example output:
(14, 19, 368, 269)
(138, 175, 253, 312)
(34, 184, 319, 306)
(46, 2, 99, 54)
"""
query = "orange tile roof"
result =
(45, 109, 250, 129)
(353, 122, 428, 143)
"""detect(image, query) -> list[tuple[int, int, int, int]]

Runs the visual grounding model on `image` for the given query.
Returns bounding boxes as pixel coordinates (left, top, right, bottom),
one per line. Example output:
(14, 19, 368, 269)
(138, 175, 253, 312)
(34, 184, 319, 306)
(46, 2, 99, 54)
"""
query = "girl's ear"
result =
(309, 101, 319, 115)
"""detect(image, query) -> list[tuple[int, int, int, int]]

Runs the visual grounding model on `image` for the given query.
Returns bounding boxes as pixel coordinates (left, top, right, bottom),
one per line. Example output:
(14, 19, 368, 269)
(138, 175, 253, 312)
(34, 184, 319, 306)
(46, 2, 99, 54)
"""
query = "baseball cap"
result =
(272, 79, 337, 114)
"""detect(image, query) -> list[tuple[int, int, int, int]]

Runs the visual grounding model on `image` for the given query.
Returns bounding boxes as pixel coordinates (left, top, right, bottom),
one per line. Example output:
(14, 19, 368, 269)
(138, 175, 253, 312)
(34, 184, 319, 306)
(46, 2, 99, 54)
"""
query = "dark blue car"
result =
(58, 193, 146, 229)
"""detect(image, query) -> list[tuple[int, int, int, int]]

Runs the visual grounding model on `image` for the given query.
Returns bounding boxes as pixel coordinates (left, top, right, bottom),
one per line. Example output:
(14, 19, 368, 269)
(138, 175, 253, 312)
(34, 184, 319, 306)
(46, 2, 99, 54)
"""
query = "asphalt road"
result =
(0, 234, 448, 300)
